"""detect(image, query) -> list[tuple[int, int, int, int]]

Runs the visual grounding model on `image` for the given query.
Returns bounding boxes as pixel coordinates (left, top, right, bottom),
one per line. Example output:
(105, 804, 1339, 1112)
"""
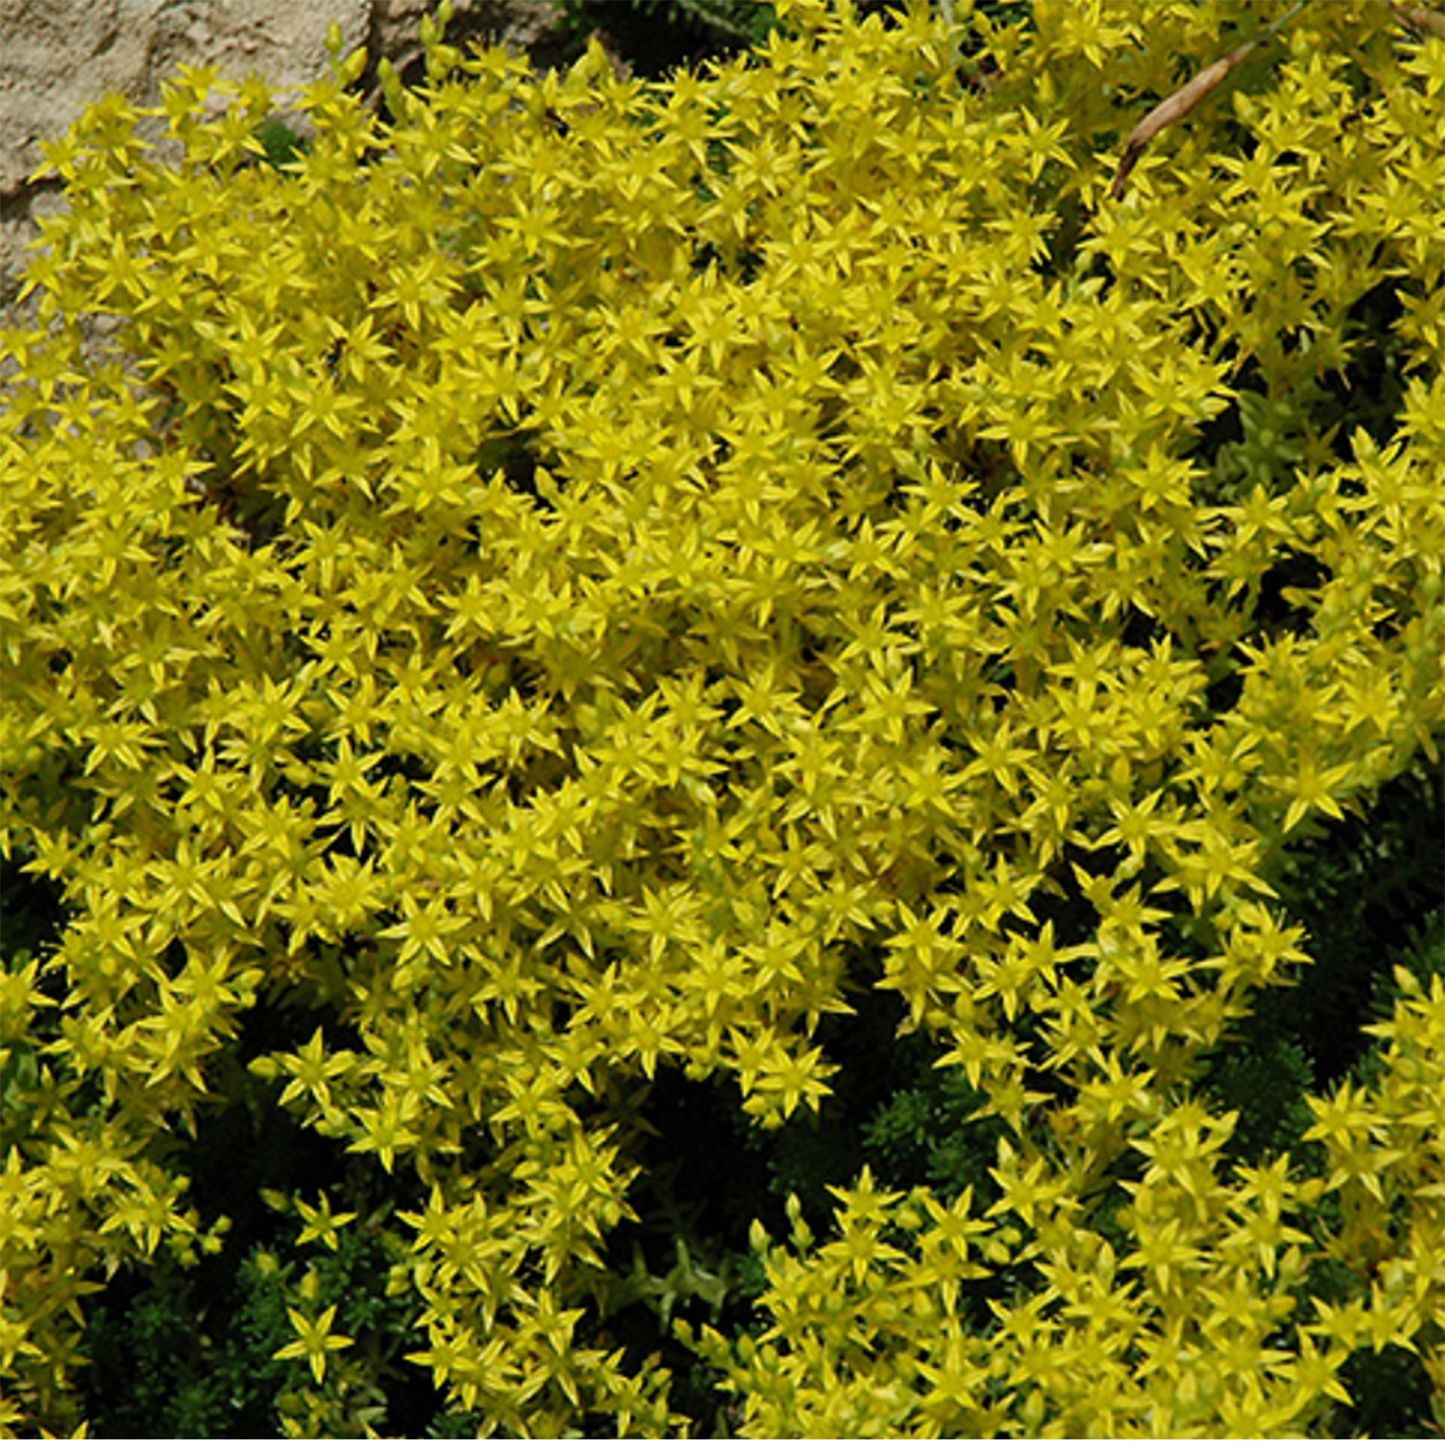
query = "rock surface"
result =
(0, 0, 568, 310)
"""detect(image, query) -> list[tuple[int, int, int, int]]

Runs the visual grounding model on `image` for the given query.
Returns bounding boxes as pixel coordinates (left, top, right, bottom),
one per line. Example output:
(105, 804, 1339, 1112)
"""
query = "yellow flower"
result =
(295, 1191, 358, 1251)
(273, 1304, 354, 1383)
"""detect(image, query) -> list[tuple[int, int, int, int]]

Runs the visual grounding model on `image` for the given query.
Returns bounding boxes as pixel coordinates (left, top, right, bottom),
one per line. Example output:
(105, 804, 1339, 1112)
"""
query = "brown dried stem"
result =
(1109, 0, 1308, 201)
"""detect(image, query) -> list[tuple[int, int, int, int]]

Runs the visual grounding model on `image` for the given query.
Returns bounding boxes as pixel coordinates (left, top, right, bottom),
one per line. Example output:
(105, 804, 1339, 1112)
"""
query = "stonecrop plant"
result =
(2, 0, 1442, 1435)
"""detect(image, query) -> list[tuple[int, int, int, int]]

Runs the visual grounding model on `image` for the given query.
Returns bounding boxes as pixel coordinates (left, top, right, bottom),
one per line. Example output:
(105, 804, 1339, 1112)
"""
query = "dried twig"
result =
(1388, 2, 1445, 39)
(1109, 0, 1308, 201)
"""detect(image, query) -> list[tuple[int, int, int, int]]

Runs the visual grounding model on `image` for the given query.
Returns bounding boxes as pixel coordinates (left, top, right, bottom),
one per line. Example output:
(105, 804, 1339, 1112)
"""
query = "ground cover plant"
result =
(1, 0, 1442, 1435)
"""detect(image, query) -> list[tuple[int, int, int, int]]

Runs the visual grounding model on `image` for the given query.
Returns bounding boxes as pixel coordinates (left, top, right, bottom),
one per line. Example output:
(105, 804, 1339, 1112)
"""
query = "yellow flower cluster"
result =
(1, 0, 1441, 1434)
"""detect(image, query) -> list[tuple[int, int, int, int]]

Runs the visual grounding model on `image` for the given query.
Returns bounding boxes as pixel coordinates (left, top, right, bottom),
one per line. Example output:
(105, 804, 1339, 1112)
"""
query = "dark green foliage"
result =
(251, 115, 310, 170)
(1258, 756, 1443, 1086)
(1366, 904, 1445, 1026)
(556, 0, 780, 74)
(0, 848, 64, 961)
(1342, 1345, 1438, 1440)
(84, 1251, 294, 1438)
(82, 1203, 443, 1439)
(1320, 275, 1412, 449)
(1204, 1031, 1314, 1164)
(75, 1042, 445, 1436)
(862, 1061, 1001, 1202)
